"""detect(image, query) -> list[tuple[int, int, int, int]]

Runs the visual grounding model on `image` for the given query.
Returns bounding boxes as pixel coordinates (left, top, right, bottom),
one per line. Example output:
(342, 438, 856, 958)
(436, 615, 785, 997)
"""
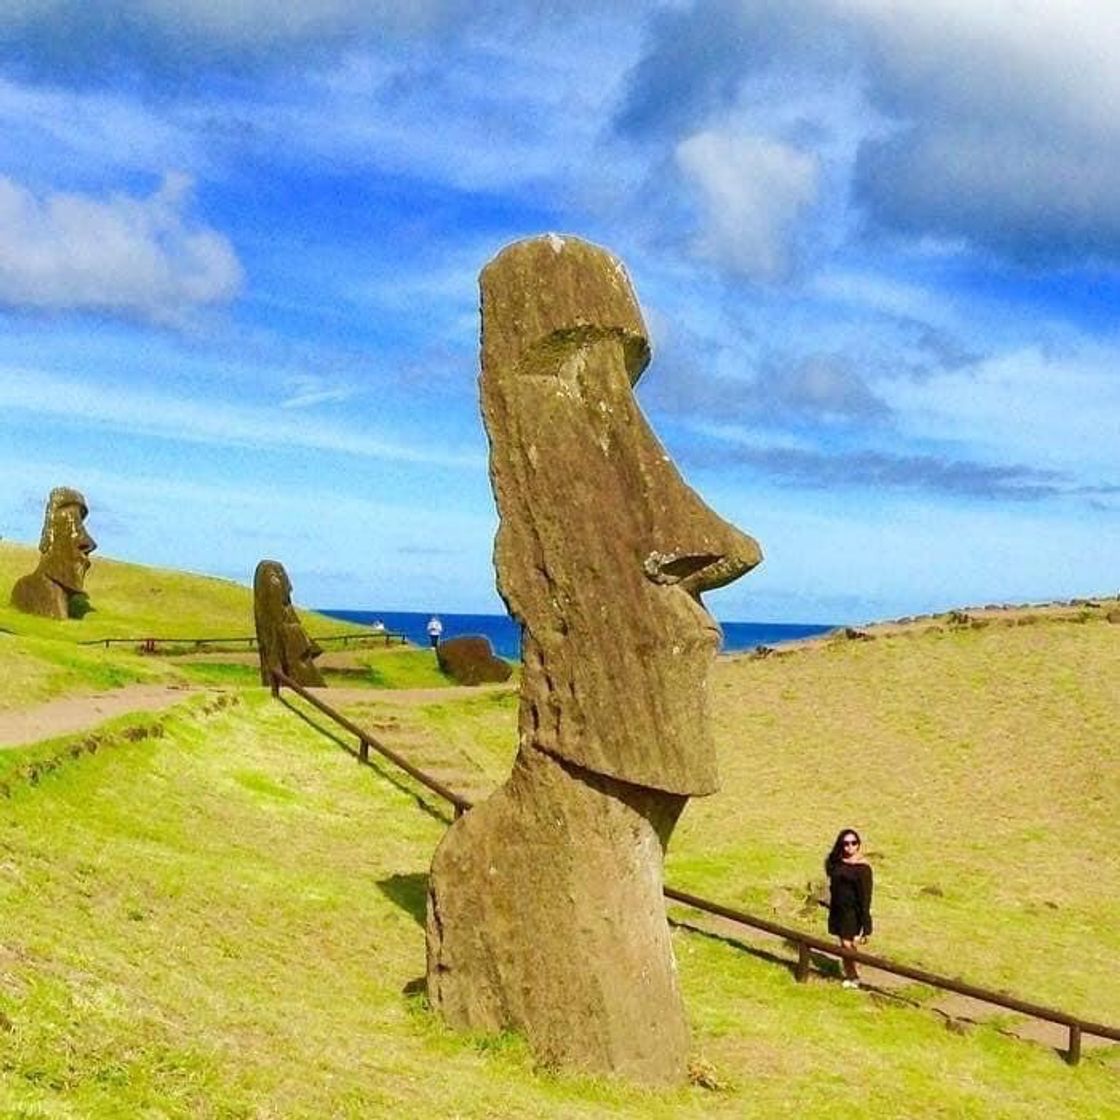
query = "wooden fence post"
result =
(795, 941, 811, 983)
(1067, 1024, 1082, 1066)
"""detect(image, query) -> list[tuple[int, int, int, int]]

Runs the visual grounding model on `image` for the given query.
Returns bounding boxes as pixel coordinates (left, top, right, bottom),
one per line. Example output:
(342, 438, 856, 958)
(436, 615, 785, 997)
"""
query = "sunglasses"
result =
(842, 839, 860, 848)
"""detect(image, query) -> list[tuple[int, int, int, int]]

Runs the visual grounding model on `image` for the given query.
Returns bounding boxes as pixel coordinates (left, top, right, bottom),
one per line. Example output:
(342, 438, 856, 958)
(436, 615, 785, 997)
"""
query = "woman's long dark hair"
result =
(825, 828, 862, 874)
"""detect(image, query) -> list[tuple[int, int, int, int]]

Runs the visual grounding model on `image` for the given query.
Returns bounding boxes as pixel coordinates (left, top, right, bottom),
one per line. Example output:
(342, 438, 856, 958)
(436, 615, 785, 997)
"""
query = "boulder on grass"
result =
(436, 635, 512, 685)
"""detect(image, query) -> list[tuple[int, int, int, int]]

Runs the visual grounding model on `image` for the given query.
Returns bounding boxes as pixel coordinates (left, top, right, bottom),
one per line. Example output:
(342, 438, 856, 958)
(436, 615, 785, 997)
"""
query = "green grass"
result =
(0, 541, 375, 709)
(0, 540, 363, 643)
(0, 692, 1115, 1117)
(0, 631, 183, 712)
(334, 615, 1119, 1025)
(344, 647, 461, 689)
(0, 564, 1116, 1115)
(679, 616, 1120, 1025)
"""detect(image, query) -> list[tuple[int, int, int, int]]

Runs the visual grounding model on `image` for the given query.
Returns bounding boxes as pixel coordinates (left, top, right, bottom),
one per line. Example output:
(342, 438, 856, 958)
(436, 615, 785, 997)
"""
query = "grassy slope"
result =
(0, 541, 364, 642)
(0, 541, 369, 709)
(0, 694, 1115, 1118)
(0, 555, 1116, 1116)
(330, 614, 1120, 1026)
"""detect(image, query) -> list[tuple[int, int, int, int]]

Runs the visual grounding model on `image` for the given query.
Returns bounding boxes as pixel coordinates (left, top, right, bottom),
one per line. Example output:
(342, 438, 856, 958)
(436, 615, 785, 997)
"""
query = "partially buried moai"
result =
(425, 235, 762, 1084)
(10, 487, 97, 620)
(253, 560, 325, 687)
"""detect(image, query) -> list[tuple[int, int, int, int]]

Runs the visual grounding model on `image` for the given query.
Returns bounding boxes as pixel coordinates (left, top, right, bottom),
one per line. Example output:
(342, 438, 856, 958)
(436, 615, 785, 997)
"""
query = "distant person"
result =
(825, 828, 873, 988)
(427, 615, 443, 648)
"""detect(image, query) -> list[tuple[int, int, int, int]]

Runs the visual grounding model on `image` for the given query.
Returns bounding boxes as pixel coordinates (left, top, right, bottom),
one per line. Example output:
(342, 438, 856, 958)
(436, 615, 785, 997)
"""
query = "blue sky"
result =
(1, 1, 1118, 624)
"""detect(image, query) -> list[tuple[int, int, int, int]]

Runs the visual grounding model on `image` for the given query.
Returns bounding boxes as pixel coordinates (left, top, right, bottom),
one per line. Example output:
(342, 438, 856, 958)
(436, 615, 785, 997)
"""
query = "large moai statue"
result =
(253, 560, 325, 688)
(10, 487, 97, 619)
(425, 235, 762, 1084)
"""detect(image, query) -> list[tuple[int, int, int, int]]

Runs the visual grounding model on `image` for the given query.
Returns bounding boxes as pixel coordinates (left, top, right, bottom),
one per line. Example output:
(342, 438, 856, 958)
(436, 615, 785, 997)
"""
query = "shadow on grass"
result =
(69, 594, 94, 619)
(669, 917, 844, 980)
(377, 871, 429, 926)
(278, 696, 453, 825)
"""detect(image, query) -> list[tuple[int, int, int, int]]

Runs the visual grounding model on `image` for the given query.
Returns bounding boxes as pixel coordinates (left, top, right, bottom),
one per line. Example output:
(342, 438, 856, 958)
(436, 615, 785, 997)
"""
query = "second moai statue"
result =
(253, 560, 326, 687)
(425, 235, 762, 1085)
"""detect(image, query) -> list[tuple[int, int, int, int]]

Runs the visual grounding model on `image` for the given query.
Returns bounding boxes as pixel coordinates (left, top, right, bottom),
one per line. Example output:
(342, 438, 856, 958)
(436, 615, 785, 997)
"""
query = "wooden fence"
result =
(269, 668, 1118, 1066)
(80, 631, 406, 653)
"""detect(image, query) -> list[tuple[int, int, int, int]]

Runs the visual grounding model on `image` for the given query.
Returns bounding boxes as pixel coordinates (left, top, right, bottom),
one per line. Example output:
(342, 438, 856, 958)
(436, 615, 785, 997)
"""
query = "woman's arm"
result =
(859, 863, 873, 936)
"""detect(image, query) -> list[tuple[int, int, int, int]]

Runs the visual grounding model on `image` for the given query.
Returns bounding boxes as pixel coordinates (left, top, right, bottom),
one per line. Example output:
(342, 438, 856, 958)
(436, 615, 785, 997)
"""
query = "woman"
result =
(825, 828, 873, 988)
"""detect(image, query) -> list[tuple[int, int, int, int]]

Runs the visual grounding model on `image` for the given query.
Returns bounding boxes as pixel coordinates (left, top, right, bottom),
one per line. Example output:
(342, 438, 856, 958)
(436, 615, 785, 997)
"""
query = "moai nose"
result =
(643, 500, 762, 597)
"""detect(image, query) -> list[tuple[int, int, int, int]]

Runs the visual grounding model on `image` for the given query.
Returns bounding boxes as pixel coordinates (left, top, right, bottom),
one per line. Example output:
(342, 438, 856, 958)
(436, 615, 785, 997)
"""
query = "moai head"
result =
(10, 487, 97, 619)
(479, 235, 762, 795)
(39, 487, 96, 594)
(253, 560, 325, 688)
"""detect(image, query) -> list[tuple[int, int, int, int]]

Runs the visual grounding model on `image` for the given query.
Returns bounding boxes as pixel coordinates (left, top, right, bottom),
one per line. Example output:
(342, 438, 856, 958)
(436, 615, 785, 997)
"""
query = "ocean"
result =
(318, 609, 835, 662)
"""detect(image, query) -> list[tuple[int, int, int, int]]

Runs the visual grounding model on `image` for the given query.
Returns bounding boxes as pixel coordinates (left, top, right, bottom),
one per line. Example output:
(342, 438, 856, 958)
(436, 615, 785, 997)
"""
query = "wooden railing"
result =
(80, 631, 407, 652)
(269, 668, 1118, 1066)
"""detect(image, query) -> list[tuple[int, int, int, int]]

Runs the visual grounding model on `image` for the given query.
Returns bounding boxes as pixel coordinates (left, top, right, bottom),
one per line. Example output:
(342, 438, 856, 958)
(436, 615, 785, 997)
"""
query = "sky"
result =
(1, 0, 1118, 625)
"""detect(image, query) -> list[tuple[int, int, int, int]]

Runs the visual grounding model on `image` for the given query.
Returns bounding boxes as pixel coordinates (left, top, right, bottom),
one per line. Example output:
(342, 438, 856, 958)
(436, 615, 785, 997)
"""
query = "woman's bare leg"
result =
(840, 939, 859, 981)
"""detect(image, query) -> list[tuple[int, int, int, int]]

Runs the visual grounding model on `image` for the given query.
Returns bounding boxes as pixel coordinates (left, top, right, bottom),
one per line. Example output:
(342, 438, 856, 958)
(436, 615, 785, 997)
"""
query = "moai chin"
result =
(253, 560, 325, 688)
(425, 234, 762, 1085)
(10, 487, 97, 620)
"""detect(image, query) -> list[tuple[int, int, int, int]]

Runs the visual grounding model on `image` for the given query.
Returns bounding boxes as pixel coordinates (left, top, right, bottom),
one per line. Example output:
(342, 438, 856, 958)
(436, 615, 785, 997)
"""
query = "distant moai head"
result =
(39, 487, 96, 593)
(253, 560, 325, 688)
(9, 487, 97, 619)
(479, 235, 762, 795)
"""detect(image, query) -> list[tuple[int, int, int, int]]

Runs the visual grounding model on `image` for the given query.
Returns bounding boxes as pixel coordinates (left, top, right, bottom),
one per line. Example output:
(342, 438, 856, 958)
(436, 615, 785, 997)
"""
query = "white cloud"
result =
(808, 270, 955, 328)
(881, 343, 1120, 481)
(0, 173, 241, 323)
(675, 129, 819, 281)
(620, 0, 1120, 265)
(0, 366, 483, 469)
(280, 374, 354, 409)
(0, 1, 465, 63)
(0, 78, 201, 177)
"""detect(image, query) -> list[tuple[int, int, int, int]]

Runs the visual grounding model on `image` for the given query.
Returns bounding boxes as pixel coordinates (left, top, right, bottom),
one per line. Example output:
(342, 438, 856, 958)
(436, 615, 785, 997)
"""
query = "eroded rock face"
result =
(253, 560, 325, 687)
(426, 234, 762, 1084)
(436, 635, 513, 685)
(10, 487, 97, 620)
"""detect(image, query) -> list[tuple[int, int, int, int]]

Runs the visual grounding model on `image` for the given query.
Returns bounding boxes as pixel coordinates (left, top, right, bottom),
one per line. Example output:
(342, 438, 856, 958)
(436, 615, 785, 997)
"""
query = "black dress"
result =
(828, 860, 873, 939)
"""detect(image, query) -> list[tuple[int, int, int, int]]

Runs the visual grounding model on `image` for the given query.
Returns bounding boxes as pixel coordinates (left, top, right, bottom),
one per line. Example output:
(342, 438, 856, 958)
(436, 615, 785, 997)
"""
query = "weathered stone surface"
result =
(1107, 609, 1120, 624)
(436, 635, 513, 685)
(253, 560, 325, 687)
(426, 234, 762, 1085)
(428, 747, 689, 1081)
(10, 487, 96, 620)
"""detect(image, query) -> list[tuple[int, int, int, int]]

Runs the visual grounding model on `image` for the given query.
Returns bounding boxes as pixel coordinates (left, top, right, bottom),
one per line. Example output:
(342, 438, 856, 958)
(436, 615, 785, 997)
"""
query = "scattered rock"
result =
(1107, 609, 1120, 624)
(436, 635, 513, 685)
(687, 1057, 730, 1091)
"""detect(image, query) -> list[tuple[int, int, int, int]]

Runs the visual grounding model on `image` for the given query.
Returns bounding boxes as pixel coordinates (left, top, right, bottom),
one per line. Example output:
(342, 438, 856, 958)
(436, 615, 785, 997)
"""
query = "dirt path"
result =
(0, 683, 203, 750)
